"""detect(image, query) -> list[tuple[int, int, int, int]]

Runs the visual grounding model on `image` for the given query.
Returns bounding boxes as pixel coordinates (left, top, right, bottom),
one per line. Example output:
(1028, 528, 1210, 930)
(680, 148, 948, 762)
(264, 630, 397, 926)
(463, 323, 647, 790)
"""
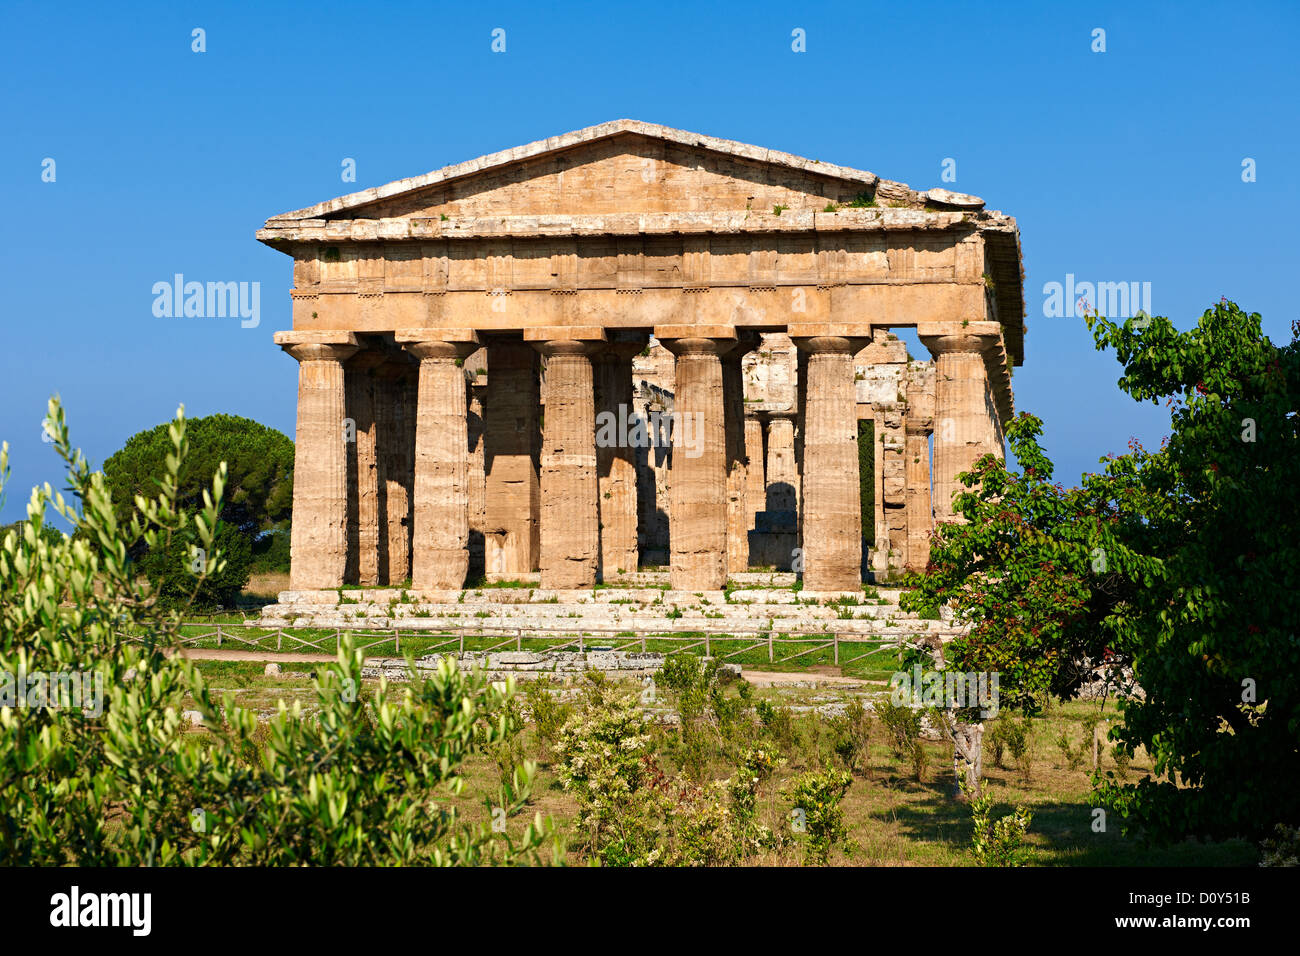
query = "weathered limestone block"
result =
(796, 336, 863, 591)
(536, 340, 600, 588)
(484, 341, 541, 575)
(662, 336, 730, 590)
(595, 341, 644, 579)
(403, 336, 479, 589)
(919, 330, 1002, 523)
(279, 337, 357, 590)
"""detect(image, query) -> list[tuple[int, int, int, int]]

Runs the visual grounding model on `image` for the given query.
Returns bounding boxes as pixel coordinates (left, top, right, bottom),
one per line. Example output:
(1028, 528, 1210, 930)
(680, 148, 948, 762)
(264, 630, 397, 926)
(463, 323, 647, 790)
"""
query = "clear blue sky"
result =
(2, 0, 1297, 522)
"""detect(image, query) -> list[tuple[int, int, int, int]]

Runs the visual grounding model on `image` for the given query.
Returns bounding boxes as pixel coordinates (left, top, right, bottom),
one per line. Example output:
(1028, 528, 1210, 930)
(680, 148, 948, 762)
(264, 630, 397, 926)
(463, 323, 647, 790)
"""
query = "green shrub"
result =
(523, 676, 571, 750)
(1259, 824, 1300, 867)
(0, 401, 557, 866)
(969, 791, 1033, 866)
(785, 768, 855, 864)
(876, 698, 927, 780)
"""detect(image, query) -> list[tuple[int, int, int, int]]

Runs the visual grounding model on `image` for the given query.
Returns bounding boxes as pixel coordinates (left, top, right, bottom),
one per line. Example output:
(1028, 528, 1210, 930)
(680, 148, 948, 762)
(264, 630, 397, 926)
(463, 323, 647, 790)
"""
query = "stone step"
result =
(271, 586, 905, 607)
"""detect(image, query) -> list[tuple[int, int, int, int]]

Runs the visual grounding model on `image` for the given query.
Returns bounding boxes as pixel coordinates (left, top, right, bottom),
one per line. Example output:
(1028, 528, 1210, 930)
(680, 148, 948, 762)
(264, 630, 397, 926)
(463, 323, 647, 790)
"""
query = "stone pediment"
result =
(264, 119, 979, 223)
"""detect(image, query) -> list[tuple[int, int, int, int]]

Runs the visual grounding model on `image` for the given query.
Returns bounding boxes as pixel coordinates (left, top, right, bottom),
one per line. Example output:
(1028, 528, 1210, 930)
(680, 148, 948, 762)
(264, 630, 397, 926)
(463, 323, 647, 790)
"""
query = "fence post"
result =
(517, 629, 521, 652)
(768, 633, 773, 663)
(216, 625, 223, 648)
(834, 633, 839, 666)
(394, 627, 400, 656)
(277, 629, 282, 651)
(705, 634, 711, 657)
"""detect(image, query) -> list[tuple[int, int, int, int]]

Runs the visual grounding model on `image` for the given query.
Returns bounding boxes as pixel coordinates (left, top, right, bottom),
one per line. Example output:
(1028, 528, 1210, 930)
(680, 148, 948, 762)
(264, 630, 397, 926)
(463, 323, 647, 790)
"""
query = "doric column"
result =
(374, 359, 416, 585)
(276, 332, 358, 590)
(467, 372, 487, 580)
(795, 349, 808, 543)
(344, 350, 387, 586)
(919, 328, 1001, 523)
(397, 331, 479, 589)
(764, 412, 798, 514)
(904, 418, 933, 571)
(744, 415, 765, 534)
(903, 361, 936, 573)
(794, 336, 864, 592)
(594, 341, 645, 580)
(659, 334, 732, 590)
(723, 336, 759, 575)
(531, 336, 602, 589)
(484, 340, 541, 576)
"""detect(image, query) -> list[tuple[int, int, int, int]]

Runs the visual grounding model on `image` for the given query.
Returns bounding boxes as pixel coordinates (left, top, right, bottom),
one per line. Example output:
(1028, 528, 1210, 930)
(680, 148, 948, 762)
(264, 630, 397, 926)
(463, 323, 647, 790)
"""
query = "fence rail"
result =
(164, 621, 919, 665)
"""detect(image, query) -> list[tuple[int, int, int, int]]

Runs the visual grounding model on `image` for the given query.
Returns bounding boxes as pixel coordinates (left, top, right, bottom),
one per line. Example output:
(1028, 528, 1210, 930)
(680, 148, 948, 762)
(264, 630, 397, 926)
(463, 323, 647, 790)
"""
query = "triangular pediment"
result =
(265, 120, 974, 223)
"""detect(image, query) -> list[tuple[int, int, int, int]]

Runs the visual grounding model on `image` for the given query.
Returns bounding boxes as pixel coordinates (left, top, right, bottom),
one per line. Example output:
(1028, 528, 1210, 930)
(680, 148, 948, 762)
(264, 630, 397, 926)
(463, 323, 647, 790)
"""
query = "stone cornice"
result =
(257, 208, 1015, 244)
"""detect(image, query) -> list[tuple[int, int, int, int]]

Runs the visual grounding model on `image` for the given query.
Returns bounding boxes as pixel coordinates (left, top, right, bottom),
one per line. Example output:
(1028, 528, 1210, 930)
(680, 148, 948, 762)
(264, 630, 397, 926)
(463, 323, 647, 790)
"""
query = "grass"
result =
(353, 676, 1254, 867)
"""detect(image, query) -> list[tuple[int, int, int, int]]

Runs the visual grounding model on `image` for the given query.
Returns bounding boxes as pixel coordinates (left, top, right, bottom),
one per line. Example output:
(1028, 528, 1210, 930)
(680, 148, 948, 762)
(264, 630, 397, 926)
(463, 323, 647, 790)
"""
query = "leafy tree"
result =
(0, 399, 557, 865)
(101, 413, 294, 605)
(903, 300, 1299, 839)
(1086, 301, 1300, 841)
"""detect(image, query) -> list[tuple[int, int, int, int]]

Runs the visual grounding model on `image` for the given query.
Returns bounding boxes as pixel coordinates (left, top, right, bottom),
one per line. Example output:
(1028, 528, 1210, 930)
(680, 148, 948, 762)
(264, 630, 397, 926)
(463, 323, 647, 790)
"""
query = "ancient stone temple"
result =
(259, 120, 1024, 595)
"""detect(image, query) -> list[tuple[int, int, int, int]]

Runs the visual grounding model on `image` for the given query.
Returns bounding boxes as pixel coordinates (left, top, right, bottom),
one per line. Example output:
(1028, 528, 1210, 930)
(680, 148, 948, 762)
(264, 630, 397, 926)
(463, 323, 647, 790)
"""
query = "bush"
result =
(1259, 824, 1300, 867)
(523, 676, 572, 751)
(0, 400, 557, 866)
(829, 698, 873, 776)
(969, 791, 1033, 866)
(877, 698, 927, 781)
(785, 769, 855, 864)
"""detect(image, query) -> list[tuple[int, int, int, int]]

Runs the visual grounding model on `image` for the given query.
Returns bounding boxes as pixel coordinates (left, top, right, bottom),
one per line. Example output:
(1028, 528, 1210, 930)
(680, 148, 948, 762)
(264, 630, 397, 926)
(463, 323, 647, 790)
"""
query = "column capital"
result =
(791, 334, 868, 355)
(532, 339, 602, 359)
(656, 335, 734, 358)
(395, 329, 480, 362)
(280, 341, 358, 364)
(917, 321, 1003, 356)
(275, 329, 359, 364)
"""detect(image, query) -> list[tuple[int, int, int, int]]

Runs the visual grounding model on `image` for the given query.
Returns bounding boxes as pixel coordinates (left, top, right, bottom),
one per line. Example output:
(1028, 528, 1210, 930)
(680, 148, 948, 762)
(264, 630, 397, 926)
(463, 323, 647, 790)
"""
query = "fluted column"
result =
(278, 335, 358, 590)
(795, 349, 809, 547)
(401, 335, 479, 589)
(723, 338, 758, 575)
(661, 336, 730, 590)
(905, 419, 933, 571)
(374, 360, 416, 585)
(794, 336, 863, 591)
(919, 330, 1001, 523)
(484, 341, 541, 576)
(765, 413, 798, 514)
(535, 340, 600, 589)
(345, 351, 387, 586)
(595, 342, 644, 580)
(744, 415, 765, 534)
